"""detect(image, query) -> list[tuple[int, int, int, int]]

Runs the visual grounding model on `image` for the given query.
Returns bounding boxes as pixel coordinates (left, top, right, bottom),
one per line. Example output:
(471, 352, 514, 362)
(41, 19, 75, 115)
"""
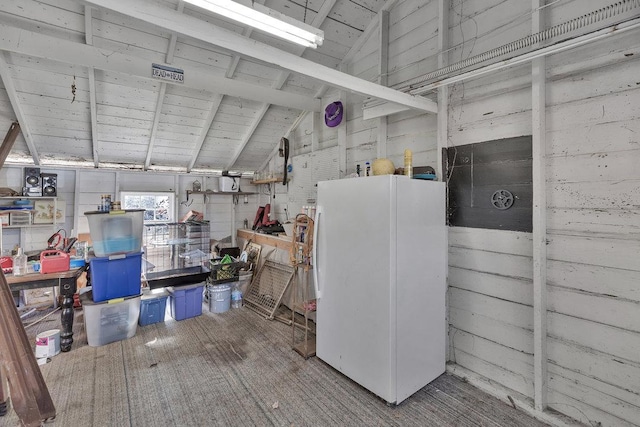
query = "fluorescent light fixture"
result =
(185, 0, 324, 48)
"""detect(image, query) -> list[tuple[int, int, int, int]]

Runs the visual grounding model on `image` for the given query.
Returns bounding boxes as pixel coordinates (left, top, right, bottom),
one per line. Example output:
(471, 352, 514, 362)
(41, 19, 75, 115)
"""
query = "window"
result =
(120, 192, 175, 224)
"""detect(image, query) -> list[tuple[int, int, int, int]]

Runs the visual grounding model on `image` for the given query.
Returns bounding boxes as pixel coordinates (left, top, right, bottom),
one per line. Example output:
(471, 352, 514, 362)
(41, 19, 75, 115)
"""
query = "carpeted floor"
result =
(2, 304, 549, 427)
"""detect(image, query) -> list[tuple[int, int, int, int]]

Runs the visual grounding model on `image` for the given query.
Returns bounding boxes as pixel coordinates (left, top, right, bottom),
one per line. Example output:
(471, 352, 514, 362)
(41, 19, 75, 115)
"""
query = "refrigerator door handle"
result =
(312, 209, 321, 299)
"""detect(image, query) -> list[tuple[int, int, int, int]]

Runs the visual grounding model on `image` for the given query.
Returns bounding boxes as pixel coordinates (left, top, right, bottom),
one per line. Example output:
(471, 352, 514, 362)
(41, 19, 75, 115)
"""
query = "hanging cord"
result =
(398, 0, 640, 92)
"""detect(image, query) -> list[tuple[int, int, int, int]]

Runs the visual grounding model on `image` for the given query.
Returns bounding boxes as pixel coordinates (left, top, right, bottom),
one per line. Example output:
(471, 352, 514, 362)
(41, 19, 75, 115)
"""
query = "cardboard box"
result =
(180, 210, 203, 222)
(219, 176, 239, 192)
(21, 287, 58, 307)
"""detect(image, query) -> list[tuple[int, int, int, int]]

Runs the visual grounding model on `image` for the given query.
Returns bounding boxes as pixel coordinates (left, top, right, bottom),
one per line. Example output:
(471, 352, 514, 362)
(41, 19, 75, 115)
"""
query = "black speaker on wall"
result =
(41, 173, 57, 197)
(23, 167, 41, 196)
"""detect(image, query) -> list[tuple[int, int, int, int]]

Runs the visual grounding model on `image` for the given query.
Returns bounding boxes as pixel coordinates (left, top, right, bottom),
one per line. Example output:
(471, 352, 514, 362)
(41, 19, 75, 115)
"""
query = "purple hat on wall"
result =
(325, 101, 343, 127)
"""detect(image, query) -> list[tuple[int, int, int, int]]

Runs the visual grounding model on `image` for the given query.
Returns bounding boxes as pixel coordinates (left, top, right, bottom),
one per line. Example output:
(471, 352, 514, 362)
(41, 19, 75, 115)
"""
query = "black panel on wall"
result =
(444, 136, 532, 232)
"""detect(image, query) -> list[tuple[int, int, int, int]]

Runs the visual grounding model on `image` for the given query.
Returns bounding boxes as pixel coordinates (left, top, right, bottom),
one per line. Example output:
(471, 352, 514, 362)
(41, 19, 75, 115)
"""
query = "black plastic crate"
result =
(209, 260, 241, 284)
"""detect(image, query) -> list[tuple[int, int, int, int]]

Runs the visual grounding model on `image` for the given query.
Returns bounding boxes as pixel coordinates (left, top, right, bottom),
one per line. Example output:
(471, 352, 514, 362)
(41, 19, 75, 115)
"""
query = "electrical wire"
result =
(23, 307, 61, 328)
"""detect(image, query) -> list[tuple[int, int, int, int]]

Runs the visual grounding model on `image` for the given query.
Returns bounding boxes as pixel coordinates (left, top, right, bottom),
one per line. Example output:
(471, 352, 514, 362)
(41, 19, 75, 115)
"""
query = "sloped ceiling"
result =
(0, 0, 431, 174)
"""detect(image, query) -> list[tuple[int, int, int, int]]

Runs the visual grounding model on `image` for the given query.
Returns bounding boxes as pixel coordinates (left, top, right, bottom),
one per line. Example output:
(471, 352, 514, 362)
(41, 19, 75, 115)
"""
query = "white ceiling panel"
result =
(0, 0, 413, 172)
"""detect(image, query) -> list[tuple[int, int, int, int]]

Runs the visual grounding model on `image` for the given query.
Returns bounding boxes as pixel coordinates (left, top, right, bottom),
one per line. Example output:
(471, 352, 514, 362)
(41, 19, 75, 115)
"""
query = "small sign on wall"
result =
(152, 63, 184, 84)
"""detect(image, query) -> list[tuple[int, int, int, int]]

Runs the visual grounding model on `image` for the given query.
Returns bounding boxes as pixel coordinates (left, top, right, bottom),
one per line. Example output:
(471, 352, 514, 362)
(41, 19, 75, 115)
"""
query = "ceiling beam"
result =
(82, 0, 437, 113)
(144, 83, 168, 170)
(342, 0, 399, 64)
(186, 94, 223, 173)
(225, 103, 270, 171)
(145, 1, 184, 171)
(188, 17, 259, 172)
(0, 24, 321, 112)
(225, 0, 337, 170)
(84, 6, 100, 168)
(0, 53, 40, 165)
(259, 0, 396, 171)
(0, 122, 20, 168)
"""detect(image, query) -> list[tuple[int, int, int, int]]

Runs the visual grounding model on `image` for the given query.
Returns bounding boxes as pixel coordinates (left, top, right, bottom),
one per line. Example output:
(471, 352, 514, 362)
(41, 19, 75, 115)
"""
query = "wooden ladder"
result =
(290, 214, 316, 359)
(0, 271, 56, 426)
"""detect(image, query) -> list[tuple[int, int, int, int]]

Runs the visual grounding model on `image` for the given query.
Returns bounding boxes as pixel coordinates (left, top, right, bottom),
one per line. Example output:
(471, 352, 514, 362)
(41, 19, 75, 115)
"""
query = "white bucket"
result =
(35, 329, 61, 358)
(207, 284, 231, 313)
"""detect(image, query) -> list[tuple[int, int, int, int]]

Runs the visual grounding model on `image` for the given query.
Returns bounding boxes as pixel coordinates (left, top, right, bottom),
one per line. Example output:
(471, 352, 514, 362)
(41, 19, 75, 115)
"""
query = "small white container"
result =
(35, 329, 60, 358)
(283, 221, 294, 237)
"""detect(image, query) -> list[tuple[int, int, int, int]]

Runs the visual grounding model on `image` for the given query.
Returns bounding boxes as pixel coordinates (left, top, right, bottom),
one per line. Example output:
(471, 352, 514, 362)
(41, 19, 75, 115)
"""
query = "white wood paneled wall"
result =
(0, 167, 75, 253)
(0, 165, 256, 251)
(274, 0, 640, 426)
(444, 1, 640, 426)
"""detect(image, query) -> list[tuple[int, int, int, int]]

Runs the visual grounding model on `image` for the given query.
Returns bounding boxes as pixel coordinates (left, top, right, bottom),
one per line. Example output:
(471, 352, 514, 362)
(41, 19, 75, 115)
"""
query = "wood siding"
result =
(0, 165, 258, 252)
(310, 1, 639, 426)
(445, 2, 640, 426)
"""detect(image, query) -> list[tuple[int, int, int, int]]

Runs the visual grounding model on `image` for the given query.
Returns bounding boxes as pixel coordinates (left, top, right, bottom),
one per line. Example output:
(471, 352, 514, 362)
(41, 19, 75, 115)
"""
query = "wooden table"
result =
(7, 268, 86, 352)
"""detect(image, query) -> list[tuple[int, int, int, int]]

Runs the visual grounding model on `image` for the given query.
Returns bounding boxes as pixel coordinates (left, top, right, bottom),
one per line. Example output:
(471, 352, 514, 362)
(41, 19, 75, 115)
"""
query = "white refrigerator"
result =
(313, 175, 446, 405)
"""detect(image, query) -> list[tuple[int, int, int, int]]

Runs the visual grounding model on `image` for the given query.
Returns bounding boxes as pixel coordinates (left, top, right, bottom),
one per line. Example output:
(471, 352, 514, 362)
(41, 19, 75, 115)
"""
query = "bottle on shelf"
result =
(365, 161, 371, 177)
(356, 164, 361, 177)
(404, 149, 413, 178)
(13, 247, 27, 276)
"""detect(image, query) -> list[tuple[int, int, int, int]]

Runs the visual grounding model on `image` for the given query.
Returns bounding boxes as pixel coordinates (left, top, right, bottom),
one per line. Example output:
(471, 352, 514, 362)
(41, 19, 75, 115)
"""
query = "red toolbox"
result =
(40, 250, 70, 274)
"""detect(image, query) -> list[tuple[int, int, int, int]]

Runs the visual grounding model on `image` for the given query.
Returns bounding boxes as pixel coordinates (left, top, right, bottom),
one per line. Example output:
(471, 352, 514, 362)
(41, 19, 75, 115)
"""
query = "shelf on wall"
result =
(0, 196, 57, 199)
(1, 224, 55, 229)
(250, 177, 290, 185)
(185, 190, 255, 202)
(250, 178, 281, 184)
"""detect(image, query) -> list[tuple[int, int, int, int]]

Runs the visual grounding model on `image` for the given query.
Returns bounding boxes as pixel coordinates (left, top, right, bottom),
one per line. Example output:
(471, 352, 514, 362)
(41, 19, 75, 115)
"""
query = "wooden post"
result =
(532, 0, 548, 411)
(377, 10, 389, 160)
(438, 0, 450, 360)
(0, 272, 56, 426)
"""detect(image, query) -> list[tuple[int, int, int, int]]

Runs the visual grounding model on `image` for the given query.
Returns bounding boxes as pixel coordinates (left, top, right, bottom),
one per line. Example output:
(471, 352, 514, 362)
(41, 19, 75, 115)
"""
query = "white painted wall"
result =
(433, 1, 640, 426)
(0, 165, 258, 253)
(264, 1, 640, 426)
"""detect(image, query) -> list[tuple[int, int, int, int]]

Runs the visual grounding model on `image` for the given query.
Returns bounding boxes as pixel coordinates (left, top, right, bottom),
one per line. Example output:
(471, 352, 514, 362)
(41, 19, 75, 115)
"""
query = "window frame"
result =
(120, 191, 176, 224)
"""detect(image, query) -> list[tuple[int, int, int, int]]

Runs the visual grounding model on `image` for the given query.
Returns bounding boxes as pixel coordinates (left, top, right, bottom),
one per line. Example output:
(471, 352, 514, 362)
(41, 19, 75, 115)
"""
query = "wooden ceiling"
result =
(0, 0, 433, 174)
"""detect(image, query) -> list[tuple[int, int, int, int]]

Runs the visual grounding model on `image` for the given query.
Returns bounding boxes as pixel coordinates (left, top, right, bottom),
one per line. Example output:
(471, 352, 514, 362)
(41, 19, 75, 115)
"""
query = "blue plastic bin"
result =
(139, 290, 168, 326)
(167, 283, 204, 321)
(90, 252, 142, 303)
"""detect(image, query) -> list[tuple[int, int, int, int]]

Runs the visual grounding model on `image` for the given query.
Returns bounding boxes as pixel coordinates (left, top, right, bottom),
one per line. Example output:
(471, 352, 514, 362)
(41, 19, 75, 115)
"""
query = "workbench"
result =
(7, 268, 86, 352)
(236, 228, 292, 252)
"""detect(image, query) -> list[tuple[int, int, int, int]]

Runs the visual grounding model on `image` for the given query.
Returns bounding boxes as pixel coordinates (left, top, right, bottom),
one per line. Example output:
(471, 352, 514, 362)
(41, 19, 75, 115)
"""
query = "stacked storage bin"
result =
(167, 283, 205, 321)
(139, 288, 169, 326)
(84, 209, 145, 346)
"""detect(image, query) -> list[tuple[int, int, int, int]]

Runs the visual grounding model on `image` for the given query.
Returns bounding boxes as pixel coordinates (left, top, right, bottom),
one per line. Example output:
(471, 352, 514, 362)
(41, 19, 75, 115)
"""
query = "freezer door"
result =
(315, 176, 395, 403)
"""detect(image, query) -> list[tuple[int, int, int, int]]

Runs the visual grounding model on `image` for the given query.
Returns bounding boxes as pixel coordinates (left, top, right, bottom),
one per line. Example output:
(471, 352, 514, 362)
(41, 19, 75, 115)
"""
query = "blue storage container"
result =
(167, 283, 204, 321)
(90, 252, 142, 303)
(139, 289, 168, 326)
